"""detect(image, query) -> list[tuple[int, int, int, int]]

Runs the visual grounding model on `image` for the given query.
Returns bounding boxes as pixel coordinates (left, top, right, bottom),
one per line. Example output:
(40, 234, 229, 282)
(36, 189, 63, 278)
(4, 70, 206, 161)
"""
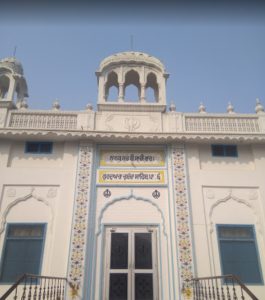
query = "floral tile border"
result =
(172, 145, 194, 285)
(68, 143, 93, 292)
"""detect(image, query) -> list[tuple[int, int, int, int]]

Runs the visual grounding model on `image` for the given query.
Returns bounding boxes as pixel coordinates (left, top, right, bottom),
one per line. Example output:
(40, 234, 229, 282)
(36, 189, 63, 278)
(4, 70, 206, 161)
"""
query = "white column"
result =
(140, 84, 146, 103)
(97, 76, 105, 103)
(118, 83, 124, 102)
(6, 78, 16, 102)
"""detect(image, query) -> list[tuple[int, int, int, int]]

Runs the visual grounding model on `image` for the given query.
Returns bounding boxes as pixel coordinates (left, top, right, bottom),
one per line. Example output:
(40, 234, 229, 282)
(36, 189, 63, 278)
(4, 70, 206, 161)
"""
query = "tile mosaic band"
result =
(68, 144, 93, 293)
(172, 145, 194, 285)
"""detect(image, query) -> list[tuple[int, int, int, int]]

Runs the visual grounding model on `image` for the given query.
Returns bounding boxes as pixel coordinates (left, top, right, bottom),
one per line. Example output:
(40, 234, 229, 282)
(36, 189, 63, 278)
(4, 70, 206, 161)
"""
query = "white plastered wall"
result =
(0, 140, 79, 295)
(186, 143, 265, 299)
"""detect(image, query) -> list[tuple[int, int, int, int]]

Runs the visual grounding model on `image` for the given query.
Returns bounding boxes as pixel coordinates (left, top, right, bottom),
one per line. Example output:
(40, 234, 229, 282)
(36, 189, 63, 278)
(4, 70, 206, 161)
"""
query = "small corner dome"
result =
(98, 51, 166, 73)
(0, 57, 24, 75)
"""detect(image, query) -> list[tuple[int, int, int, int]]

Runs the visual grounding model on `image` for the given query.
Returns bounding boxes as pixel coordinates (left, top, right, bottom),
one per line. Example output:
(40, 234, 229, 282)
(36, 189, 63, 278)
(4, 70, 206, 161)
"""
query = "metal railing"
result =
(184, 274, 259, 300)
(0, 274, 68, 300)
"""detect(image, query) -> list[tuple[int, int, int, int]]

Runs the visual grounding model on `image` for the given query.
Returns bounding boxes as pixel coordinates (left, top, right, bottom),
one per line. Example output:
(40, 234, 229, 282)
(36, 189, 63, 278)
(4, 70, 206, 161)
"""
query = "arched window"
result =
(0, 75, 10, 99)
(108, 86, 119, 101)
(145, 87, 156, 102)
(145, 73, 158, 103)
(124, 70, 140, 102)
(105, 71, 118, 102)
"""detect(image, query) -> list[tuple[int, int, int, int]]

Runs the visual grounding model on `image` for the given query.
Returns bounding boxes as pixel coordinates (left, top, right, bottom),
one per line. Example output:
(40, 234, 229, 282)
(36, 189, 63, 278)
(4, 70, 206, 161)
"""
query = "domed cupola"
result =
(0, 57, 28, 108)
(96, 51, 169, 112)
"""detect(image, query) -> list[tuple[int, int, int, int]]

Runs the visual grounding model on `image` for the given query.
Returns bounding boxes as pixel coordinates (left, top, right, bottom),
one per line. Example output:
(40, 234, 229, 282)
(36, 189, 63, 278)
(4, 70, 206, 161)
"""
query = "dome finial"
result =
(20, 99, 28, 110)
(52, 99, 60, 111)
(169, 101, 176, 112)
(198, 102, 206, 113)
(86, 103, 93, 111)
(13, 46, 17, 58)
(227, 102, 235, 114)
(255, 98, 264, 114)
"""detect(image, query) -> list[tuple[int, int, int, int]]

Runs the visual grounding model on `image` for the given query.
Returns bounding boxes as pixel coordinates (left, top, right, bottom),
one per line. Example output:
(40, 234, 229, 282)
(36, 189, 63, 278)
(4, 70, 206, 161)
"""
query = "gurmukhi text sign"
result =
(100, 150, 165, 167)
(98, 170, 165, 185)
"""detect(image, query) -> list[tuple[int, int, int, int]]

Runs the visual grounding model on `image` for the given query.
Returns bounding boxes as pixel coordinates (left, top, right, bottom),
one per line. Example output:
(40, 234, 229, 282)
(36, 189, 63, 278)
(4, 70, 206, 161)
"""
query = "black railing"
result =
(0, 274, 68, 300)
(184, 274, 259, 300)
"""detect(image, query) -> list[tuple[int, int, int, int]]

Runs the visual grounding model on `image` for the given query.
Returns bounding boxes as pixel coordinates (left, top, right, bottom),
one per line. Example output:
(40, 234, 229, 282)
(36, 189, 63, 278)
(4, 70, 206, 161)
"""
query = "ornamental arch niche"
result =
(0, 192, 54, 235)
(96, 194, 167, 237)
(145, 72, 159, 102)
(105, 71, 119, 102)
(124, 69, 140, 102)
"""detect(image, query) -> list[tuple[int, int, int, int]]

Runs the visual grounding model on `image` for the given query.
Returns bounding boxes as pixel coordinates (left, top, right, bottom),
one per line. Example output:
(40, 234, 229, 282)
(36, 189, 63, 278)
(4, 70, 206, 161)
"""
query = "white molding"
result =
(1, 128, 265, 143)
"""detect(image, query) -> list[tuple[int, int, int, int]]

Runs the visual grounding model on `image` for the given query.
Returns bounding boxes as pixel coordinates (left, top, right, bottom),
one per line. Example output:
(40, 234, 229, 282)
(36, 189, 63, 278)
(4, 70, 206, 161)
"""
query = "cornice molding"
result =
(1, 128, 265, 143)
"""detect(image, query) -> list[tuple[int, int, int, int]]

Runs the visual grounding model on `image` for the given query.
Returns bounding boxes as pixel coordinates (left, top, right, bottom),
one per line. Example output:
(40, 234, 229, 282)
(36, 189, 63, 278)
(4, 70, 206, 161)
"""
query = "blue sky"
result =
(1, 3, 265, 114)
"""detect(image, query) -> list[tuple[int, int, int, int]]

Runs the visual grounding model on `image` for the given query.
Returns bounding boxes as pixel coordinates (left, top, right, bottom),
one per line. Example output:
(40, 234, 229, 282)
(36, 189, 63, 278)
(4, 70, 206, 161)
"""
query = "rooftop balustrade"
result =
(4, 109, 264, 135)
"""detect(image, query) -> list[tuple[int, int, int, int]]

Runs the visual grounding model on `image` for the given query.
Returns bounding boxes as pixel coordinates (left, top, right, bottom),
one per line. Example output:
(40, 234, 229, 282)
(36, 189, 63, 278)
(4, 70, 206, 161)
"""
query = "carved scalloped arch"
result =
(123, 67, 141, 79)
(96, 190, 167, 237)
(0, 191, 54, 235)
(209, 192, 261, 234)
(145, 71, 159, 82)
(104, 70, 119, 84)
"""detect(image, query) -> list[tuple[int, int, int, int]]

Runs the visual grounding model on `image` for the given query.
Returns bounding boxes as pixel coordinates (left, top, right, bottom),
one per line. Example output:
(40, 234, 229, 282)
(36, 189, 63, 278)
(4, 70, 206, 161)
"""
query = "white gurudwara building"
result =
(0, 52, 265, 300)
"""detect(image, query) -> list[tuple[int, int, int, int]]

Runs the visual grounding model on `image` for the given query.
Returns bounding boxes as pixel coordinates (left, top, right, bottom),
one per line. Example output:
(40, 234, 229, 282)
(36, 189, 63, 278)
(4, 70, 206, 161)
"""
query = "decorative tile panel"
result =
(68, 143, 93, 292)
(172, 146, 194, 285)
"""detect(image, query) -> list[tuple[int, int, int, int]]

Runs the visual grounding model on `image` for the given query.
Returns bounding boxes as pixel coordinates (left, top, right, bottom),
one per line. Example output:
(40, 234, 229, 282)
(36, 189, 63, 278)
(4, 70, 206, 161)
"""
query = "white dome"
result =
(98, 51, 166, 73)
(0, 57, 24, 75)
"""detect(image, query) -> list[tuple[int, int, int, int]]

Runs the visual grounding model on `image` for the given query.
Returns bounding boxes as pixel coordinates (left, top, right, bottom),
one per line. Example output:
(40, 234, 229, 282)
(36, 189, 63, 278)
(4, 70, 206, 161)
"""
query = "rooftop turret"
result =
(96, 51, 169, 112)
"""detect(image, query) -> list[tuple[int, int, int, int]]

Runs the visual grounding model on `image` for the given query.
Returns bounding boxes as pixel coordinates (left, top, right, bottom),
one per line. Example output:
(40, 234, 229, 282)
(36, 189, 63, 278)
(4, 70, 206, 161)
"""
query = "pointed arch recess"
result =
(124, 69, 140, 102)
(209, 192, 261, 234)
(96, 190, 167, 237)
(145, 72, 158, 102)
(0, 190, 54, 235)
(105, 71, 119, 101)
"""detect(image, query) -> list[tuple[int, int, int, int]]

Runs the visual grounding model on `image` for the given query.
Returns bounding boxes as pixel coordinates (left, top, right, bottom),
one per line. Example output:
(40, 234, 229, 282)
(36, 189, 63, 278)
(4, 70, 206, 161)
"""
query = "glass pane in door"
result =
(135, 233, 152, 269)
(109, 273, 128, 300)
(111, 233, 128, 269)
(135, 274, 153, 300)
